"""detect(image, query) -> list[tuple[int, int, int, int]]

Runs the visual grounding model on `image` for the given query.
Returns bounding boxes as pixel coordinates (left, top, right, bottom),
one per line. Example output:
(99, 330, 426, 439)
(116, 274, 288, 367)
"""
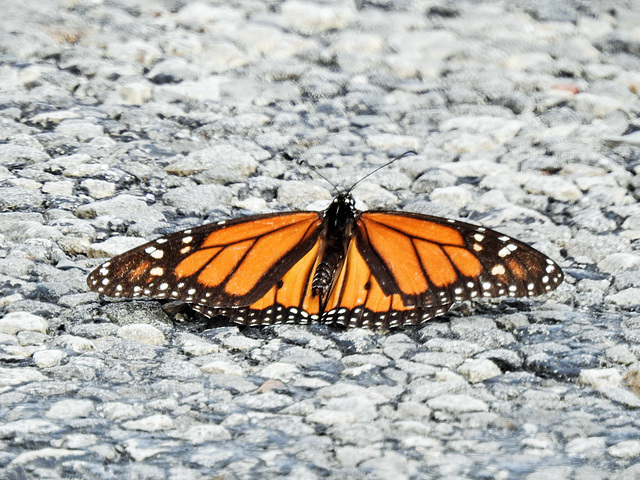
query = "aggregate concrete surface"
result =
(1, 0, 640, 479)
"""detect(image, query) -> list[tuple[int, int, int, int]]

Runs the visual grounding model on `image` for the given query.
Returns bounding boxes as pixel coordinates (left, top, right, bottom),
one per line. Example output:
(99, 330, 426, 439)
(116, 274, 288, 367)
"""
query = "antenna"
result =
(347, 150, 417, 193)
(295, 150, 418, 194)
(296, 158, 340, 194)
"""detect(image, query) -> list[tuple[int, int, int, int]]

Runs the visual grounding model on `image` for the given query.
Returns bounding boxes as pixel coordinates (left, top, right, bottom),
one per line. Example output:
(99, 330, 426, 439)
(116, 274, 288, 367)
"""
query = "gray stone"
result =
(9, 447, 85, 466)
(0, 311, 48, 334)
(0, 367, 47, 386)
(117, 324, 165, 346)
(46, 399, 95, 419)
(578, 368, 623, 389)
(162, 184, 235, 215)
(32, 349, 67, 368)
(457, 358, 502, 383)
(123, 414, 174, 432)
(175, 424, 231, 443)
(427, 394, 489, 413)
(608, 440, 640, 458)
(78, 194, 165, 223)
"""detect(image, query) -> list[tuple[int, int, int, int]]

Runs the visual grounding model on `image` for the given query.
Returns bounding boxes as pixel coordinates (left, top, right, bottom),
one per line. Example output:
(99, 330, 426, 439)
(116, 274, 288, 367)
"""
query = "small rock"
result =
(32, 349, 67, 368)
(77, 194, 164, 223)
(165, 145, 258, 178)
(457, 358, 502, 383)
(101, 402, 144, 421)
(178, 333, 219, 356)
(427, 394, 489, 413)
(0, 367, 47, 386)
(598, 253, 640, 274)
(307, 409, 357, 425)
(162, 184, 234, 215)
(176, 424, 231, 443)
(9, 447, 84, 466)
(259, 362, 301, 381)
(123, 414, 174, 431)
(607, 288, 640, 307)
(54, 334, 95, 353)
(0, 312, 48, 335)
(282, 0, 355, 34)
(42, 180, 74, 196)
(46, 399, 95, 419)
(117, 324, 165, 346)
(430, 185, 474, 209)
(117, 82, 153, 105)
(212, 328, 262, 351)
(80, 179, 116, 199)
(201, 360, 244, 376)
(0, 419, 62, 438)
(606, 345, 636, 365)
(601, 387, 640, 408)
(579, 368, 623, 389)
(524, 175, 582, 202)
(565, 436, 606, 454)
(608, 440, 640, 458)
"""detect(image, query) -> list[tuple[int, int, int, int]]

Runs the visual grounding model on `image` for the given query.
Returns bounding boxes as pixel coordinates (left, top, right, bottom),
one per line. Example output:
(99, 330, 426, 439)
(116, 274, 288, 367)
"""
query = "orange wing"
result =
(87, 212, 322, 308)
(316, 211, 563, 328)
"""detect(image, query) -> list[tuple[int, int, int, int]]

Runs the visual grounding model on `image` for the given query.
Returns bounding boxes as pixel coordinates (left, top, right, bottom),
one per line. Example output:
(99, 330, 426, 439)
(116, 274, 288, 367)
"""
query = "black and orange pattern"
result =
(87, 192, 563, 329)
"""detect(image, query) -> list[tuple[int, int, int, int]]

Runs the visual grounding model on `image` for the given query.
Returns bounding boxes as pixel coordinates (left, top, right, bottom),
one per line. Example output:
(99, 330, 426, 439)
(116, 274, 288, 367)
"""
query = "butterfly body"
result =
(88, 191, 563, 329)
(311, 193, 357, 308)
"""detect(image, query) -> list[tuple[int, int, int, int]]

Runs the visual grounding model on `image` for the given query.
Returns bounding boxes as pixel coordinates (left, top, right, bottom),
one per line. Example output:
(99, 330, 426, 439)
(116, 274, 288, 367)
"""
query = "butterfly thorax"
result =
(311, 193, 359, 310)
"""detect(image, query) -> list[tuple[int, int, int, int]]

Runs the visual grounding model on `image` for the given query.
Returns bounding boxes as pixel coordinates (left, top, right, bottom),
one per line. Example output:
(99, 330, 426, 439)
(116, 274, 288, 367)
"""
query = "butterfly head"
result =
(324, 192, 358, 232)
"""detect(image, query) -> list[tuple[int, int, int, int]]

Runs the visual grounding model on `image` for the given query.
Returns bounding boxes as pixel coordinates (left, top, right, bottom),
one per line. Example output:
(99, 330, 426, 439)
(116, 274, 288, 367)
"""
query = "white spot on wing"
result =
(491, 265, 506, 275)
(150, 267, 164, 276)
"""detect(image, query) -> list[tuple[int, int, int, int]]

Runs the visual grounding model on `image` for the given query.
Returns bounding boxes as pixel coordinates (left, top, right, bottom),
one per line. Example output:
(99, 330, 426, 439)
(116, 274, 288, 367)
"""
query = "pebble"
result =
(0, 419, 62, 438)
(608, 440, 640, 459)
(53, 334, 95, 353)
(175, 424, 231, 443)
(427, 394, 489, 413)
(32, 349, 67, 368)
(123, 414, 174, 432)
(80, 179, 116, 199)
(117, 324, 166, 346)
(0, 367, 47, 386)
(523, 175, 583, 202)
(282, 1, 355, 34)
(77, 194, 164, 223)
(162, 184, 234, 215)
(200, 360, 244, 376)
(164, 144, 259, 179)
(46, 399, 95, 419)
(0, 311, 48, 335)
(579, 368, 623, 390)
(457, 358, 502, 383)
(9, 447, 84, 466)
(565, 436, 606, 455)
(86, 236, 147, 258)
(606, 288, 640, 307)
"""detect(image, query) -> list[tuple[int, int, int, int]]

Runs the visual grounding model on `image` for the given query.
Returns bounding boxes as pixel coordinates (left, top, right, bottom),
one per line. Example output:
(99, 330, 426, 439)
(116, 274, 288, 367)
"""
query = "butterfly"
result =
(87, 170, 563, 329)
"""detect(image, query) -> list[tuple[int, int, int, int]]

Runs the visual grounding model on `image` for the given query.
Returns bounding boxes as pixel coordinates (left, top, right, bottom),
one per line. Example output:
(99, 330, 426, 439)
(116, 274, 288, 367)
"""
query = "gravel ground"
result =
(1, 0, 640, 479)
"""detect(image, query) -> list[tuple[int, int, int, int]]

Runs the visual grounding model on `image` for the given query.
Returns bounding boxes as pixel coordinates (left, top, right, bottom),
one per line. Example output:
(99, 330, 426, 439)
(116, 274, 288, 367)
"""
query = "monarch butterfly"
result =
(87, 160, 563, 329)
